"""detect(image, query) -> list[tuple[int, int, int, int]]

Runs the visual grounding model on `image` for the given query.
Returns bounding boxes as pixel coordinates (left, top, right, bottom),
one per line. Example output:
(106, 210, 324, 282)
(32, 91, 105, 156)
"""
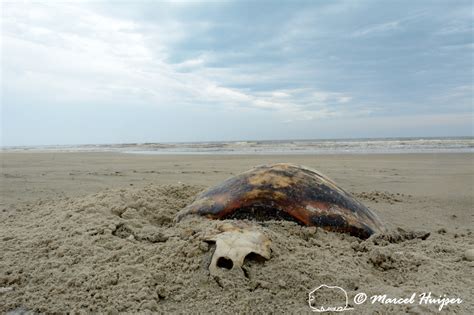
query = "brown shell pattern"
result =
(176, 163, 385, 239)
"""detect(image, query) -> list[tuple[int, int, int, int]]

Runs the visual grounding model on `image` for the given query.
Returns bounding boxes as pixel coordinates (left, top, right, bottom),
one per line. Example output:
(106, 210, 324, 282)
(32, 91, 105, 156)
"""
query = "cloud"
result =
(3, 1, 359, 122)
(352, 21, 401, 38)
(1, 0, 473, 145)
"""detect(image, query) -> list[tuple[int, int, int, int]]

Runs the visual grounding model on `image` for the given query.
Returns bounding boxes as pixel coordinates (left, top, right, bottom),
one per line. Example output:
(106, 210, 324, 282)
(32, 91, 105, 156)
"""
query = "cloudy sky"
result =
(1, 0, 473, 146)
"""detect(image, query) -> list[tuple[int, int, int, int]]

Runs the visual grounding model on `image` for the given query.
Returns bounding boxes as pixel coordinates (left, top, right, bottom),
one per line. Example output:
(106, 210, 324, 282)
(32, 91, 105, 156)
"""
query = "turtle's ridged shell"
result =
(176, 163, 385, 239)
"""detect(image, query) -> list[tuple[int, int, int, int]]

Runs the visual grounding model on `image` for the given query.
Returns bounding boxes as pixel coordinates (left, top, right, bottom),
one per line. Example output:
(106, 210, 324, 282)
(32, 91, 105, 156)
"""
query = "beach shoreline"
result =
(1, 152, 473, 313)
(3, 136, 473, 155)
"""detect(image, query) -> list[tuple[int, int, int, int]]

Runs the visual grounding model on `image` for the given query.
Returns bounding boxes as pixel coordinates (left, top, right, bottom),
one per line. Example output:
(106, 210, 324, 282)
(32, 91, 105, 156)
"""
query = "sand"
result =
(1, 152, 473, 313)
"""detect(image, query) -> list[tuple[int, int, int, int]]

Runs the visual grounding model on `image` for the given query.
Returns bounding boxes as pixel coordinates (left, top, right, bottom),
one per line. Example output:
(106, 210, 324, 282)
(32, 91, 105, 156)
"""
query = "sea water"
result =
(5, 137, 473, 155)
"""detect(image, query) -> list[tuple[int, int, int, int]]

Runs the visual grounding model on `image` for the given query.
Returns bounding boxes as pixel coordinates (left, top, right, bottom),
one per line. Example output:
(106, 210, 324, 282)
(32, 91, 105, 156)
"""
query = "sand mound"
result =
(1, 185, 472, 313)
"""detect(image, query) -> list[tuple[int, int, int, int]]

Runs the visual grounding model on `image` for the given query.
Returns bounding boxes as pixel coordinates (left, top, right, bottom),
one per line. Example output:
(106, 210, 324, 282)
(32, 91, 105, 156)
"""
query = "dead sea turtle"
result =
(176, 163, 385, 239)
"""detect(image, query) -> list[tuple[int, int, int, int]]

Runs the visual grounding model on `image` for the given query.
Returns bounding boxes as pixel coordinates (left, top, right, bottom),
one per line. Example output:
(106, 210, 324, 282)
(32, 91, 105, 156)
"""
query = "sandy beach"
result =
(1, 152, 473, 313)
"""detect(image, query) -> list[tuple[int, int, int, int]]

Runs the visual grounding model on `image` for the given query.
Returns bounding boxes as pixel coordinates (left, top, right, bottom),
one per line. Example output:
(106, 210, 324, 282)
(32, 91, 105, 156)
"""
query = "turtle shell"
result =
(176, 163, 385, 239)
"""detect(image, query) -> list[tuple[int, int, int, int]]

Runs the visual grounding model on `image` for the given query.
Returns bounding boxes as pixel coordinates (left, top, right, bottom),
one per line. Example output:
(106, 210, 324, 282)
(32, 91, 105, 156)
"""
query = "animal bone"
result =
(205, 224, 271, 276)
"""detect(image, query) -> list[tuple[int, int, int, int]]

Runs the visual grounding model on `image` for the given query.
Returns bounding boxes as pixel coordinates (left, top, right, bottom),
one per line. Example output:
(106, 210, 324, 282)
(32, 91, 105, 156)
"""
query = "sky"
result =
(1, 0, 473, 146)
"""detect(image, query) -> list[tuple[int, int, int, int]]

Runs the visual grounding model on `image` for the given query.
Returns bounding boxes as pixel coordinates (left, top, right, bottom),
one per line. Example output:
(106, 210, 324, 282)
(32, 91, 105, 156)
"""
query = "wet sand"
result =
(1, 152, 473, 313)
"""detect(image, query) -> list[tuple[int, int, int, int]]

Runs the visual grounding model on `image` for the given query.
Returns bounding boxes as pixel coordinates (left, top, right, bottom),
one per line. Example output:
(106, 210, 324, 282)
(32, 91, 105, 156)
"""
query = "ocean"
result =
(4, 137, 473, 155)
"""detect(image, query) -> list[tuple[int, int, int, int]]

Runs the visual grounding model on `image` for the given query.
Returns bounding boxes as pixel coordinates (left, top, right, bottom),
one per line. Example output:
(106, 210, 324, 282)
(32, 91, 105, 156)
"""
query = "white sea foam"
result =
(4, 137, 473, 155)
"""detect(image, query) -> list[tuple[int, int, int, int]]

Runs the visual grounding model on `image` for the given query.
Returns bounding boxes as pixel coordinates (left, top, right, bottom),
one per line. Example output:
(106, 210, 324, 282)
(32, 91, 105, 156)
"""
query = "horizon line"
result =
(2, 135, 473, 149)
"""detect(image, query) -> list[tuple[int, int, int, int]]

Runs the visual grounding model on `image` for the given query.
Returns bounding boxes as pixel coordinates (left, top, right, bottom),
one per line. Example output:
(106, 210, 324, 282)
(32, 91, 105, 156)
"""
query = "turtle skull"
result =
(205, 226, 271, 276)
